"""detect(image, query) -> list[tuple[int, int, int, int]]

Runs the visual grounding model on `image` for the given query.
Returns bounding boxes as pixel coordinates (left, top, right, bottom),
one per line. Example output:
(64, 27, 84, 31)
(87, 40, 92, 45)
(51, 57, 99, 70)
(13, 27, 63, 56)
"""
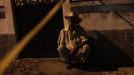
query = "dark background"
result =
(12, 2, 63, 58)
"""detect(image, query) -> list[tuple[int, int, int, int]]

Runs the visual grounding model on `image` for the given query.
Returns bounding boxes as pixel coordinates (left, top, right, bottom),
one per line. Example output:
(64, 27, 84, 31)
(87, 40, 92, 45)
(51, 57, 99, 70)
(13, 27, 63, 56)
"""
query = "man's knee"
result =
(83, 44, 90, 49)
(58, 46, 70, 56)
(57, 45, 65, 51)
(81, 44, 90, 53)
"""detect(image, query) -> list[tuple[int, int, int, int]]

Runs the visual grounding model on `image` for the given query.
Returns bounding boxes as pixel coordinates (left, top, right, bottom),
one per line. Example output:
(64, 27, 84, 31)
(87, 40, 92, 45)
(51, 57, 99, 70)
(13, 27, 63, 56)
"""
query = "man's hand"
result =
(66, 40, 76, 54)
(57, 45, 65, 51)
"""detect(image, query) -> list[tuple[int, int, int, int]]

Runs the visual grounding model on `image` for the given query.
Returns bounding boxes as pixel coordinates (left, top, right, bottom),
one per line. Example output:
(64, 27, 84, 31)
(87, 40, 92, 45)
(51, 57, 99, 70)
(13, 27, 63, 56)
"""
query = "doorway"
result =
(12, 1, 64, 58)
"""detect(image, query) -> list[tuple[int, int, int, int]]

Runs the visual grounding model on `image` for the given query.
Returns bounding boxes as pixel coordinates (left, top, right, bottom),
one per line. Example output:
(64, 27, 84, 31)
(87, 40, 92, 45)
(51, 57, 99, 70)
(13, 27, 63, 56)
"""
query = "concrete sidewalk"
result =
(4, 58, 134, 75)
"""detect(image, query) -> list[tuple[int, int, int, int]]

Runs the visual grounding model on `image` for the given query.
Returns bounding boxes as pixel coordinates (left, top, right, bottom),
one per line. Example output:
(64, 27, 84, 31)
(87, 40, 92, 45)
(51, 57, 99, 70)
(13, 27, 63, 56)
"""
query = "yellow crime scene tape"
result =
(0, 0, 65, 74)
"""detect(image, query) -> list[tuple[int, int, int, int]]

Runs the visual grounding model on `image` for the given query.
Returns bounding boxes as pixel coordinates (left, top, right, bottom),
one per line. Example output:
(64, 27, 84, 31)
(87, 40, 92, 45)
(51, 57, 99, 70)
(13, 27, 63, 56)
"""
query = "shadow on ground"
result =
(73, 30, 134, 71)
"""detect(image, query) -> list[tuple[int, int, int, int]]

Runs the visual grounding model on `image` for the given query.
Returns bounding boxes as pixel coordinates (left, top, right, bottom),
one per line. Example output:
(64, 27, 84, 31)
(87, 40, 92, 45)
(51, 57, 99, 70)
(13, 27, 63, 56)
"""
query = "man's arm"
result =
(57, 30, 65, 51)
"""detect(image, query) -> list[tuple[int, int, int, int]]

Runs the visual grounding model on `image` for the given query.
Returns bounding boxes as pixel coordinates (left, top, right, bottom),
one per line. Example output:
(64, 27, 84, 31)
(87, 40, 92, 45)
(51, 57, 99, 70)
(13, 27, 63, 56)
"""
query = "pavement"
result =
(3, 58, 134, 75)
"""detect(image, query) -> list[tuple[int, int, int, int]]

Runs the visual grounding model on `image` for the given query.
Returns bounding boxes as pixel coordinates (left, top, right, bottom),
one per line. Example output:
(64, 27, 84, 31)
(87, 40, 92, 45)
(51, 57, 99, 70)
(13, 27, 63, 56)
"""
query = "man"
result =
(57, 13, 90, 68)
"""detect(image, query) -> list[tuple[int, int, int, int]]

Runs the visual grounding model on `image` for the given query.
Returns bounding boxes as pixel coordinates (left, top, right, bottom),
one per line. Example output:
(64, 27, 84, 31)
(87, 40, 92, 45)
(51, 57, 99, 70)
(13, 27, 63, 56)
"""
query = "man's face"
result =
(66, 18, 71, 25)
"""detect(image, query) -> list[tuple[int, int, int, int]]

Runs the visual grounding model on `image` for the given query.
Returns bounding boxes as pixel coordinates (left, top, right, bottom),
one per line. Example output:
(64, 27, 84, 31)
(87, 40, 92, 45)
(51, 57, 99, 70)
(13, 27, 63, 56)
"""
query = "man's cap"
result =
(65, 13, 82, 24)
(64, 12, 74, 18)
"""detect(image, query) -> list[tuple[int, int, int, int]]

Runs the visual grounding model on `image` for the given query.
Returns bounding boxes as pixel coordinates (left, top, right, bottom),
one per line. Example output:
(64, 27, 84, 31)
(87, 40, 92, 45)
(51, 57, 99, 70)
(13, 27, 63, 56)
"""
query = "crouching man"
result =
(57, 13, 90, 69)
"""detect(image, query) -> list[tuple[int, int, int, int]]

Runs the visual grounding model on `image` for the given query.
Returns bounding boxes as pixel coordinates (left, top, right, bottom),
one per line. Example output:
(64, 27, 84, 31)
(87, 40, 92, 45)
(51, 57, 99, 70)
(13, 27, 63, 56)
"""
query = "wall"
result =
(63, 0, 134, 30)
(0, 0, 15, 58)
(0, 0, 14, 34)
(62, 0, 134, 64)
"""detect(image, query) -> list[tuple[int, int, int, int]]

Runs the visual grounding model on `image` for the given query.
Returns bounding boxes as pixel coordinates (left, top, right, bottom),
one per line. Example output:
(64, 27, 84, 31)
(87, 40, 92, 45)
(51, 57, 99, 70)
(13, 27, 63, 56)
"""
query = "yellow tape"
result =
(0, 0, 65, 74)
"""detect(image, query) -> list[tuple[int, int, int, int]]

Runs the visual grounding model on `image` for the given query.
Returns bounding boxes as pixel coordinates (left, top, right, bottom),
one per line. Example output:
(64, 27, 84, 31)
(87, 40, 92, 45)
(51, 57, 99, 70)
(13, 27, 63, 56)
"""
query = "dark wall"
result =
(13, 3, 63, 58)
(86, 30, 134, 68)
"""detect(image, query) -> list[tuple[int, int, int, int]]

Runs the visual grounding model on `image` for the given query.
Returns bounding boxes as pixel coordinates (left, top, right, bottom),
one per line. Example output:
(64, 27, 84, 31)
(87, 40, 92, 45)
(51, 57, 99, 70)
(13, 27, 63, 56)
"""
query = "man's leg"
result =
(58, 46, 70, 62)
(77, 44, 90, 63)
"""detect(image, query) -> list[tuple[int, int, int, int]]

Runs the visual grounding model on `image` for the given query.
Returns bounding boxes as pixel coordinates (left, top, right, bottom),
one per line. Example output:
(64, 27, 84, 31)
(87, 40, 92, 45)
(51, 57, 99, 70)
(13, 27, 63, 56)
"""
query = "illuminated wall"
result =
(62, 0, 134, 30)
(62, 0, 134, 60)
(0, 0, 14, 34)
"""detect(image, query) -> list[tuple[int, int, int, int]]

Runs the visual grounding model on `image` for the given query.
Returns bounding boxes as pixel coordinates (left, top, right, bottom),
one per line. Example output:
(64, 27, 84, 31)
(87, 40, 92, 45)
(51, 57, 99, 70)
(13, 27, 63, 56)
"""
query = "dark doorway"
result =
(12, 1, 63, 58)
